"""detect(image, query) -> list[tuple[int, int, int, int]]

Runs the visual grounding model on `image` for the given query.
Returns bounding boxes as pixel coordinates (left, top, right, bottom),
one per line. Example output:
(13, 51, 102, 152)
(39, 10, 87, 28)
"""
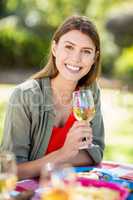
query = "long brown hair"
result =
(32, 15, 101, 86)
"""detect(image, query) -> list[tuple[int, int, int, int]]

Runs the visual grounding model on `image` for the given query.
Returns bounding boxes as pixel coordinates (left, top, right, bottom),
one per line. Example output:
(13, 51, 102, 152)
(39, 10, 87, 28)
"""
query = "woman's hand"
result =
(59, 120, 93, 161)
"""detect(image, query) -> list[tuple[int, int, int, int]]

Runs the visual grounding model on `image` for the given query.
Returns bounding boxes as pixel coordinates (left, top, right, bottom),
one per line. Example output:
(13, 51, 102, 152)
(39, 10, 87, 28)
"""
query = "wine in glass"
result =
(0, 151, 17, 200)
(39, 163, 76, 200)
(72, 89, 95, 149)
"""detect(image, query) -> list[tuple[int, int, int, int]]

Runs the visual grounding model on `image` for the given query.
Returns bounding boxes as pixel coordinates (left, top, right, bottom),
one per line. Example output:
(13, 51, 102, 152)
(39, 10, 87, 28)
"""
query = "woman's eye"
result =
(65, 45, 73, 50)
(83, 49, 91, 54)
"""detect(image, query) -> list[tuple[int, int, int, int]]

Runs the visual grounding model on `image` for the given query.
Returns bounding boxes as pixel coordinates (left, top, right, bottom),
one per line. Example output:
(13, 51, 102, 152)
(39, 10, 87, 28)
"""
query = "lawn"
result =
(0, 84, 15, 141)
(101, 89, 133, 164)
(0, 84, 133, 164)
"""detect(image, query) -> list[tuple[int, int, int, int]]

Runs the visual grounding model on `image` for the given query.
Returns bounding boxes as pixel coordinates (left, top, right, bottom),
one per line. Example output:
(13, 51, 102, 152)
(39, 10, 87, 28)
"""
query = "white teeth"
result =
(66, 64, 80, 71)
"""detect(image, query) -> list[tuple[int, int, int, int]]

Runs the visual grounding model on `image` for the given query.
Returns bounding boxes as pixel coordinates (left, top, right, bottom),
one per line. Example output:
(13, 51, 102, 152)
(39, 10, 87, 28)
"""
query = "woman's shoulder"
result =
(9, 77, 51, 104)
(87, 80, 101, 95)
(9, 79, 40, 101)
(88, 80, 101, 104)
(9, 77, 53, 109)
(12, 77, 50, 94)
(18, 77, 50, 91)
(17, 79, 40, 92)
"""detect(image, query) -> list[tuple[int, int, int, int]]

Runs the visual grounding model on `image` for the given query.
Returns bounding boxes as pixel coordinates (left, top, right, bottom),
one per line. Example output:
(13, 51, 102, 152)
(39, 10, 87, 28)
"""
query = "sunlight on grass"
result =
(0, 84, 15, 143)
(101, 89, 133, 164)
(0, 102, 7, 142)
(104, 144, 133, 163)
(0, 84, 133, 163)
(0, 84, 15, 101)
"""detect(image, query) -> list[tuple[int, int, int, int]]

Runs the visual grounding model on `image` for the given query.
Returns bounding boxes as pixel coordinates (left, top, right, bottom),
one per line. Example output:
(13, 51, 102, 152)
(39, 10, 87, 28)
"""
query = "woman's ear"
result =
(94, 51, 99, 62)
(51, 40, 57, 57)
(91, 51, 99, 67)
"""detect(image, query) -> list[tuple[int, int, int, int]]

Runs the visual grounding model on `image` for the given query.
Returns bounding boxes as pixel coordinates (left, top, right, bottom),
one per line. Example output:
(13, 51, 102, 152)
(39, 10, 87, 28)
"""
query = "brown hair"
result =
(32, 15, 101, 86)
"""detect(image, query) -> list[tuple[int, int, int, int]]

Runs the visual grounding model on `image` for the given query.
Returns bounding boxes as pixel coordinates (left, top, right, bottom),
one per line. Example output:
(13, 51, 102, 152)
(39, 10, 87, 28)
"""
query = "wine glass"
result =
(0, 151, 17, 200)
(72, 89, 95, 149)
(39, 163, 76, 200)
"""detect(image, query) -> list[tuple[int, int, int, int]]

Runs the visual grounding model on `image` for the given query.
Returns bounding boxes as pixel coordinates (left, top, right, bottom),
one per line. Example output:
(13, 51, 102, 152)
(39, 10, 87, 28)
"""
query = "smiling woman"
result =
(51, 30, 96, 82)
(1, 15, 105, 180)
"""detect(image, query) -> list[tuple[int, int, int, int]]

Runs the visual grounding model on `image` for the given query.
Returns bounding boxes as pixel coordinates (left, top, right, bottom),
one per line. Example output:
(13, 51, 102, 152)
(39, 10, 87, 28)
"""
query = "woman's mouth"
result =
(65, 64, 81, 73)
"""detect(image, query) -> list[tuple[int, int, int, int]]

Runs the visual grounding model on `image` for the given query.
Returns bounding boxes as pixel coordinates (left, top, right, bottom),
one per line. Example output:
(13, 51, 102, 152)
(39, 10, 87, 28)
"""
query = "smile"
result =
(65, 64, 81, 72)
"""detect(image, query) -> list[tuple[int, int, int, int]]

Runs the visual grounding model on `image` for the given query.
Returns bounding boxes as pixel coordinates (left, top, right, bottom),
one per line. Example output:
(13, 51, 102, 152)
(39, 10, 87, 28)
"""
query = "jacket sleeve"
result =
(86, 82, 105, 164)
(0, 87, 31, 163)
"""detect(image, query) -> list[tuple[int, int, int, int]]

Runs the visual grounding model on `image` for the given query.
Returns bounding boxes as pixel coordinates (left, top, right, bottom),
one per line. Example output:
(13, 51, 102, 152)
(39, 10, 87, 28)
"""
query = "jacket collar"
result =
(39, 77, 55, 112)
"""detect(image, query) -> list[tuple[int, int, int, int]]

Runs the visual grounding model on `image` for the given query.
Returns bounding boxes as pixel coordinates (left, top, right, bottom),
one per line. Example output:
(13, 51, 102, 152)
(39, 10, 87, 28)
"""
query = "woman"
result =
(1, 15, 105, 179)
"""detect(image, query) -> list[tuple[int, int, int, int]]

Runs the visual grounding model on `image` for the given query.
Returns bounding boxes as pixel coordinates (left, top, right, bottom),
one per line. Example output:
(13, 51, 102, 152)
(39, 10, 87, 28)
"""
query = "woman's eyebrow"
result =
(64, 41, 94, 51)
(64, 41, 75, 45)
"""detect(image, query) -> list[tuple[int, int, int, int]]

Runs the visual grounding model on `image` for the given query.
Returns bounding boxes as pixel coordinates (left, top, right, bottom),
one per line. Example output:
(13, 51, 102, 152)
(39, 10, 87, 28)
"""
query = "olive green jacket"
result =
(1, 77, 105, 164)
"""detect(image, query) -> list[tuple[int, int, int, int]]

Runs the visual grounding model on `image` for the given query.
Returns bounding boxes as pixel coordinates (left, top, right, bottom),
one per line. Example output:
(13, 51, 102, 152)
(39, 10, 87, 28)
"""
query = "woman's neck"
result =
(51, 75, 77, 105)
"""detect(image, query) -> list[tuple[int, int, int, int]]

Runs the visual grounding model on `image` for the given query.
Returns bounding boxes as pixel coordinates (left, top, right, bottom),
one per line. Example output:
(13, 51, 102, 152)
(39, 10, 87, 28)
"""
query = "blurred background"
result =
(0, 0, 133, 164)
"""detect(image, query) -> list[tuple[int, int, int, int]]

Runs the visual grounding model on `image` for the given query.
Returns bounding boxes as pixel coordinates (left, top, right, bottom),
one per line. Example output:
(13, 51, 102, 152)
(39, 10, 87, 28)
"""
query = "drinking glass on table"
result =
(0, 151, 17, 200)
(39, 163, 76, 200)
(72, 89, 95, 149)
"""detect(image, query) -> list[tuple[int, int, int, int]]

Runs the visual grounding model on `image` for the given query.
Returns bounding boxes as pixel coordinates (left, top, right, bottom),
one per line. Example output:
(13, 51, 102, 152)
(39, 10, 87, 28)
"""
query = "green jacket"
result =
(1, 77, 105, 164)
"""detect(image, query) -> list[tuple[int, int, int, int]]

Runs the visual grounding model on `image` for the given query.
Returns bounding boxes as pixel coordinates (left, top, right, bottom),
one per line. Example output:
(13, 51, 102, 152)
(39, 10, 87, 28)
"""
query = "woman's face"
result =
(52, 30, 96, 82)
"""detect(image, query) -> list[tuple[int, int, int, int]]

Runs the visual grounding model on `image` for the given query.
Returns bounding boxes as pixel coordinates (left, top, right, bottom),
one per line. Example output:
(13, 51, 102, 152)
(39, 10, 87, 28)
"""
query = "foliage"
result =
(0, 0, 133, 78)
(114, 47, 133, 82)
(101, 32, 119, 76)
(34, 0, 90, 27)
(86, 0, 120, 76)
(106, 9, 133, 48)
(0, 22, 48, 68)
(86, 0, 133, 77)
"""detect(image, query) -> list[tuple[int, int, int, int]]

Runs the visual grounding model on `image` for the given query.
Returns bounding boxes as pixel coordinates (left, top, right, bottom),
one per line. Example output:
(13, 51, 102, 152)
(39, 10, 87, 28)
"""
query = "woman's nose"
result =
(70, 51, 81, 63)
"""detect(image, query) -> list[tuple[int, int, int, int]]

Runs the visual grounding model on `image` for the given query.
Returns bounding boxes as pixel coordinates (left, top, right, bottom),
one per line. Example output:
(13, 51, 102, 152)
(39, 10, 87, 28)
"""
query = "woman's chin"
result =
(62, 74, 80, 82)
(60, 71, 81, 81)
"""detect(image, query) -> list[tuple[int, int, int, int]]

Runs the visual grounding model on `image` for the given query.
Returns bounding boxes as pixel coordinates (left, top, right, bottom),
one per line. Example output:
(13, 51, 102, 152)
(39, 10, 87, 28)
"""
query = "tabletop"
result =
(12, 161, 133, 200)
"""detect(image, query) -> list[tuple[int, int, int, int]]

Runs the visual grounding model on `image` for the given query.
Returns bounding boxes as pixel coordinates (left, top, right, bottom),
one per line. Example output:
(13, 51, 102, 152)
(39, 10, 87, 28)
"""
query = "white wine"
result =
(72, 89, 95, 149)
(0, 173, 17, 193)
(73, 107, 95, 121)
(41, 188, 70, 200)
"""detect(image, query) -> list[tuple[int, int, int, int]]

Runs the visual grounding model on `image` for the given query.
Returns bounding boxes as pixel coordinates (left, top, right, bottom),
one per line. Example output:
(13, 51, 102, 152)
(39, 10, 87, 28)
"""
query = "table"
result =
(14, 161, 133, 200)
(101, 161, 133, 181)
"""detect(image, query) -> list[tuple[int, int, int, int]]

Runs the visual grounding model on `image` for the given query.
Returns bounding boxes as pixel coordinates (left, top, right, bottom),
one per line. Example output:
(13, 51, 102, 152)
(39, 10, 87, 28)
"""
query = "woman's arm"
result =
(18, 150, 94, 180)
(18, 119, 94, 180)
(17, 149, 66, 180)
(1, 86, 31, 162)
(68, 150, 94, 166)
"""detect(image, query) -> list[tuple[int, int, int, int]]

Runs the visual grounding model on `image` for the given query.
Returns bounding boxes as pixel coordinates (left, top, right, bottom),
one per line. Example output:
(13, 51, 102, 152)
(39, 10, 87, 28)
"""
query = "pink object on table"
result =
(15, 161, 132, 200)
(77, 177, 129, 200)
(16, 179, 39, 192)
(101, 161, 133, 181)
(35, 177, 128, 200)
(15, 177, 129, 200)
(121, 172, 133, 180)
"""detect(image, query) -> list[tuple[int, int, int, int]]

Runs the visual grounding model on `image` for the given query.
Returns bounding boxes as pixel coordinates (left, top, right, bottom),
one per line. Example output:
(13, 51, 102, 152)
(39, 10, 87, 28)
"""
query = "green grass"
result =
(0, 84, 15, 143)
(0, 101, 6, 141)
(0, 84, 133, 164)
(104, 144, 133, 163)
(101, 89, 133, 164)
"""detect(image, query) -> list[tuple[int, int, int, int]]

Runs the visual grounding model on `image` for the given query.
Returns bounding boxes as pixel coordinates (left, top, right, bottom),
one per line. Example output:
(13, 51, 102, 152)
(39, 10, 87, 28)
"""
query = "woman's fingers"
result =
(71, 120, 91, 129)
(62, 120, 93, 155)
(73, 126, 92, 138)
